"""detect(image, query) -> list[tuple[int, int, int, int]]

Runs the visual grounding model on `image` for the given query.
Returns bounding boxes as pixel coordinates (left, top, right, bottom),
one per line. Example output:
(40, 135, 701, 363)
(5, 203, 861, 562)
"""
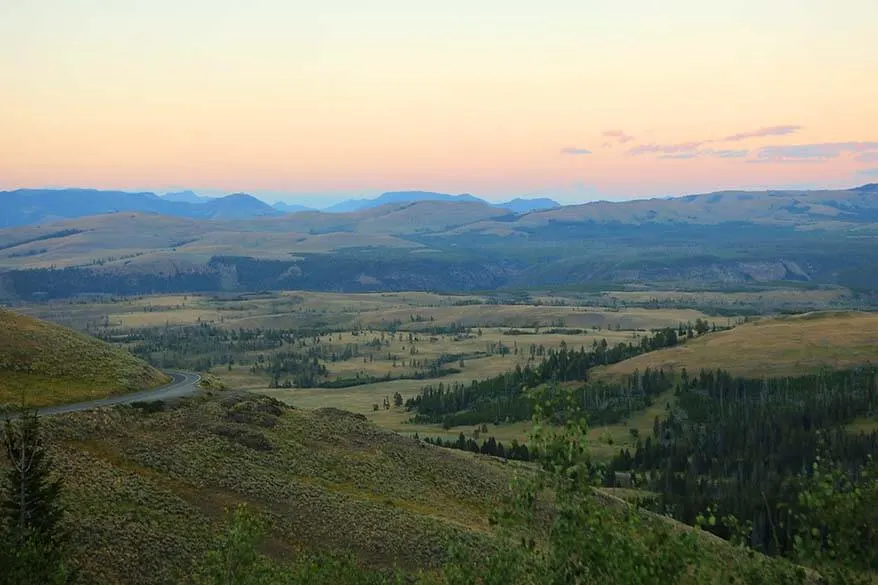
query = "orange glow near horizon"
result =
(2, 0, 877, 203)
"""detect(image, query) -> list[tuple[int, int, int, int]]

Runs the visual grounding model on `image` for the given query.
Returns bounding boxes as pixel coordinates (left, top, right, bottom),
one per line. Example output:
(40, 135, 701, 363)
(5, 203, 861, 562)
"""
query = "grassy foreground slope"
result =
(597, 311, 878, 379)
(41, 392, 506, 584)
(0, 308, 170, 407)
(20, 391, 805, 585)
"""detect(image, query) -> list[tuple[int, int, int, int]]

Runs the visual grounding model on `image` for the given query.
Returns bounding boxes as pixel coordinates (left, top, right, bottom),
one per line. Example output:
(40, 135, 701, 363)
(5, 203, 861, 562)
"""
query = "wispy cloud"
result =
(560, 147, 593, 155)
(750, 141, 878, 163)
(602, 130, 635, 144)
(721, 125, 802, 142)
(629, 141, 706, 156)
(857, 152, 878, 163)
(658, 152, 700, 159)
(709, 149, 749, 158)
(656, 148, 749, 160)
(629, 125, 803, 158)
(857, 168, 878, 178)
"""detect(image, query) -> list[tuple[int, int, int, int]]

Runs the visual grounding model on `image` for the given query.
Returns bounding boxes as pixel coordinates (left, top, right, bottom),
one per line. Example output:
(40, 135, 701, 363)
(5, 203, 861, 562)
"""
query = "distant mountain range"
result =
(321, 191, 559, 213)
(0, 189, 282, 228)
(161, 190, 215, 204)
(161, 189, 560, 214)
(0, 188, 560, 228)
(272, 201, 313, 213)
(2, 184, 878, 298)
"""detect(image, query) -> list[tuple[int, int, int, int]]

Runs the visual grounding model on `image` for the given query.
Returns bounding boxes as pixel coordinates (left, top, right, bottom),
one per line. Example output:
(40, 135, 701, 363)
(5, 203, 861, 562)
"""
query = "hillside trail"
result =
(0, 371, 201, 420)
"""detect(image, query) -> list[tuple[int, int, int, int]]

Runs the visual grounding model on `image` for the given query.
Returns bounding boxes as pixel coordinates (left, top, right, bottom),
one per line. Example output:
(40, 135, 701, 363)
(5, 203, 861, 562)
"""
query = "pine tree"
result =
(0, 411, 73, 585)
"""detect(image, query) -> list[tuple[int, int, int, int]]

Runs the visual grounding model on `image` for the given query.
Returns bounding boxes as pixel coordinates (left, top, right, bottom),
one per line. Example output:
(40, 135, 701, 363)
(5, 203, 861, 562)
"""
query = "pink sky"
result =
(2, 0, 877, 204)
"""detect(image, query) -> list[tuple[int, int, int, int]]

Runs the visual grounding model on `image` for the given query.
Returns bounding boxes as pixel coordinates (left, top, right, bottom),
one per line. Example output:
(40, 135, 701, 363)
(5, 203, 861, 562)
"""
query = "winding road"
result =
(2, 371, 201, 419)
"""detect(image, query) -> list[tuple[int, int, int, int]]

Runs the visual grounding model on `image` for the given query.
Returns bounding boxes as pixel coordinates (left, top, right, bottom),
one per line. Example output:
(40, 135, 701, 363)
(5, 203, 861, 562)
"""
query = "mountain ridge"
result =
(2, 184, 877, 298)
(0, 189, 282, 227)
(0, 188, 559, 226)
(272, 201, 313, 213)
(323, 190, 559, 213)
(161, 190, 215, 203)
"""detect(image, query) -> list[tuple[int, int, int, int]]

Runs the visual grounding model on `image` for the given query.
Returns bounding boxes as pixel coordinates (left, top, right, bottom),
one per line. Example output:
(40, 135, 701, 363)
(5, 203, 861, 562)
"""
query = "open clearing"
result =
(16, 290, 720, 333)
(596, 311, 878, 379)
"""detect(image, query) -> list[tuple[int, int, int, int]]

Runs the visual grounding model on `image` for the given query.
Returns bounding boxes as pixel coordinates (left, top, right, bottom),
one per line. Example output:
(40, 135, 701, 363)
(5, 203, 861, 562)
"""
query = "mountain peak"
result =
(222, 192, 261, 201)
(202, 193, 281, 218)
(500, 197, 560, 213)
(323, 191, 560, 213)
(162, 190, 212, 204)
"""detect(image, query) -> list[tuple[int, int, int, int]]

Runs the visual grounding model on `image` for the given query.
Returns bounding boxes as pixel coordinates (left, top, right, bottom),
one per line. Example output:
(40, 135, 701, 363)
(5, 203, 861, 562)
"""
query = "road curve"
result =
(2, 371, 201, 419)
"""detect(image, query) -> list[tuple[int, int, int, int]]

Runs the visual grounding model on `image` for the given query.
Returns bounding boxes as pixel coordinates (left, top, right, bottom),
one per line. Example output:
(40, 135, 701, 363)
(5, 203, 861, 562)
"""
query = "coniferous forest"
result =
(405, 327, 684, 427)
(607, 367, 878, 568)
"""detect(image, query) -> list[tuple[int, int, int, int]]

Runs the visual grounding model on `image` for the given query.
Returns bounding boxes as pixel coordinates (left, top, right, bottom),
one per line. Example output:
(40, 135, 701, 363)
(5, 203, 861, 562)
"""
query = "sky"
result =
(2, 0, 877, 205)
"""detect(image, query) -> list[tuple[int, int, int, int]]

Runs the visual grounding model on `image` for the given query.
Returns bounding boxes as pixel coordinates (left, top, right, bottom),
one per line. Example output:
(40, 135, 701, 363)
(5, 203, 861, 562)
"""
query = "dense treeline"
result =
(0, 228, 85, 252)
(611, 367, 878, 564)
(406, 327, 684, 427)
(421, 433, 533, 461)
(102, 323, 292, 372)
(411, 367, 674, 429)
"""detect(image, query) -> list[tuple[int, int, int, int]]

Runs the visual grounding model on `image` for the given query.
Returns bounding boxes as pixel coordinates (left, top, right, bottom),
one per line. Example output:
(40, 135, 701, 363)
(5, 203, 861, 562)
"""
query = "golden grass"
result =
(604, 288, 849, 305)
(355, 304, 710, 330)
(19, 291, 718, 337)
(596, 311, 878, 379)
(0, 308, 169, 407)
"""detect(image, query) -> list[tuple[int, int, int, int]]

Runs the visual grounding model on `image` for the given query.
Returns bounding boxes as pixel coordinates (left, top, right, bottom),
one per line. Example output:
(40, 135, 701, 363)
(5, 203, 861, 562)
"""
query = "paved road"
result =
(2, 371, 201, 419)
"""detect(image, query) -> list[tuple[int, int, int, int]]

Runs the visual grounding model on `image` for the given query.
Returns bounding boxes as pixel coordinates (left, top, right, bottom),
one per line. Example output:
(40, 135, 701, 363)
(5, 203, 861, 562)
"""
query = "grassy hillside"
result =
(0, 212, 422, 271)
(0, 309, 170, 407)
(596, 311, 878, 379)
(476, 184, 878, 230)
(41, 392, 506, 584)
(14, 391, 807, 585)
(0, 200, 504, 272)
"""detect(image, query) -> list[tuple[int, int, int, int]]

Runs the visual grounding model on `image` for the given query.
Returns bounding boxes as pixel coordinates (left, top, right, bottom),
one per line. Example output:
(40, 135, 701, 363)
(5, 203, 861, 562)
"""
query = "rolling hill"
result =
(455, 183, 878, 235)
(0, 309, 170, 407)
(0, 199, 510, 271)
(42, 392, 507, 584)
(595, 311, 878, 379)
(33, 390, 800, 585)
(1, 184, 878, 299)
